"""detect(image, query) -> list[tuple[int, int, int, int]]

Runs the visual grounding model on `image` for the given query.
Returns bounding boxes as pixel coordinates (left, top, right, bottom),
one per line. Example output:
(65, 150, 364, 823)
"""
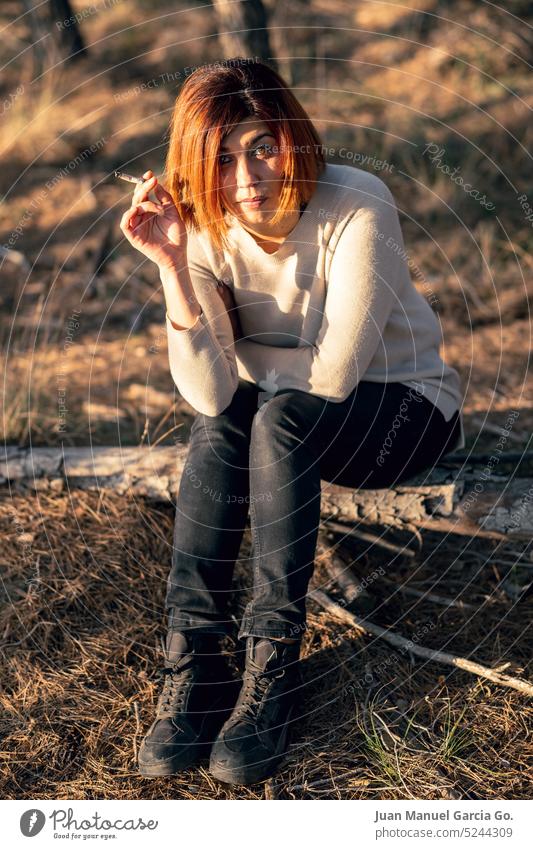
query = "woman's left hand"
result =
(216, 281, 243, 341)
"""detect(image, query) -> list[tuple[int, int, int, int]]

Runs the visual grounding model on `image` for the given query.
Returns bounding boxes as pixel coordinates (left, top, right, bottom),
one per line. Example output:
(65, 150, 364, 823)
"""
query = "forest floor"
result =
(1, 0, 531, 799)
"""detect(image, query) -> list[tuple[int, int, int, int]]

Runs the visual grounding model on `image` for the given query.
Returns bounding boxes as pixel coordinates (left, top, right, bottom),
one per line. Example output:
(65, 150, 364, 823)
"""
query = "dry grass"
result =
(1, 489, 531, 799)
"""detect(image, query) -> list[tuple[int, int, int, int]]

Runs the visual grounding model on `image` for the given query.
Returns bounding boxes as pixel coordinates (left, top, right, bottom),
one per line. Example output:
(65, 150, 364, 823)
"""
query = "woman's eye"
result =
(253, 144, 273, 157)
(219, 144, 274, 166)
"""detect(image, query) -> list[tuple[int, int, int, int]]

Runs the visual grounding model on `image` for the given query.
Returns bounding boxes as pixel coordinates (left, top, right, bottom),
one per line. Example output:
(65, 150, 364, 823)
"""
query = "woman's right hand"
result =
(119, 169, 188, 270)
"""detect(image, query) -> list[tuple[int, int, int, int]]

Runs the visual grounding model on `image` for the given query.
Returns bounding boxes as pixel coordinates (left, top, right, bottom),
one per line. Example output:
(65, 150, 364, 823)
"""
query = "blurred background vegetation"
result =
(1, 0, 531, 449)
(1, 2, 532, 803)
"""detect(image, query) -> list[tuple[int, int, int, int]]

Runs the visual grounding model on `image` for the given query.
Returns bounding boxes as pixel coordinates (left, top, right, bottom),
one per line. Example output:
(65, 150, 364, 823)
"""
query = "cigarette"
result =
(114, 170, 147, 185)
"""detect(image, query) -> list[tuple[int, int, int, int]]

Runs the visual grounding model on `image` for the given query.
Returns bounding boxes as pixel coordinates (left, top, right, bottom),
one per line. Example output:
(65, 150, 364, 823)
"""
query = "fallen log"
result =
(2, 446, 533, 540)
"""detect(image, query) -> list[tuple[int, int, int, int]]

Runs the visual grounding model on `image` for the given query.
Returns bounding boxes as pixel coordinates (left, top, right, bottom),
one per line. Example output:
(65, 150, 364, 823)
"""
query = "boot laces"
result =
(157, 659, 195, 717)
(230, 663, 280, 726)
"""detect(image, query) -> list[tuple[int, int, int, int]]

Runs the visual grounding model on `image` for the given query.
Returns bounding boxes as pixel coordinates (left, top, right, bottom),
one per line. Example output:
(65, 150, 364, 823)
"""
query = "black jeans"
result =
(165, 378, 461, 640)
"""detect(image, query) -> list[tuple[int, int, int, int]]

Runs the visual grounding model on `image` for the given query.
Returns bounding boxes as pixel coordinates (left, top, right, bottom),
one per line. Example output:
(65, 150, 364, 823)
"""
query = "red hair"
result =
(164, 57, 326, 253)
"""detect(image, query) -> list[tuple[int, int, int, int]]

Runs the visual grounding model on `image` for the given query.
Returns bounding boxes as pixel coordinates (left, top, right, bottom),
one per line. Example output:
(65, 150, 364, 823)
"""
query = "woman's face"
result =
(217, 118, 287, 231)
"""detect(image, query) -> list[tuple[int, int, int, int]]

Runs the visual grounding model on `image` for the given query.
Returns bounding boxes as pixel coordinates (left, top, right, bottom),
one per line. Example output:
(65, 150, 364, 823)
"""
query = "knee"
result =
(191, 380, 258, 436)
(190, 409, 226, 439)
(252, 388, 323, 440)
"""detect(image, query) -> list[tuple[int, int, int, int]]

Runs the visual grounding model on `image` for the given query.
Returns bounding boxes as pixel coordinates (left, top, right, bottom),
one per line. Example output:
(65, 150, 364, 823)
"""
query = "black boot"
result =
(138, 631, 238, 777)
(209, 636, 302, 785)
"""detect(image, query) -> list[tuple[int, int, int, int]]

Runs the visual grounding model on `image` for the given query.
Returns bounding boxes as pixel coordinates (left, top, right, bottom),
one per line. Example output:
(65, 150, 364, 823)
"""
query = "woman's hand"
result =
(119, 169, 187, 270)
(216, 281, 243, 341)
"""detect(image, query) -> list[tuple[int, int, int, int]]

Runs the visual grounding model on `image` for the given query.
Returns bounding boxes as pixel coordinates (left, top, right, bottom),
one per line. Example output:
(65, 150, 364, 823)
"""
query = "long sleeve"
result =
(165, 235, 239, 416)
(235, 184, 404, 402)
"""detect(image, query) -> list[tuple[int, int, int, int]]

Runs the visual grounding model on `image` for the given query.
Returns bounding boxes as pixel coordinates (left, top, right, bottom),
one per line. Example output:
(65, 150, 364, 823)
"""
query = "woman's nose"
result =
(235, 155, 260, 187)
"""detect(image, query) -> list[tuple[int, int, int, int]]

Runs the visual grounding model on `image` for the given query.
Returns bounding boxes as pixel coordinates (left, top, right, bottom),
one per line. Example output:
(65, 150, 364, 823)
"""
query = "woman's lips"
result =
(240, 196, 266, 208)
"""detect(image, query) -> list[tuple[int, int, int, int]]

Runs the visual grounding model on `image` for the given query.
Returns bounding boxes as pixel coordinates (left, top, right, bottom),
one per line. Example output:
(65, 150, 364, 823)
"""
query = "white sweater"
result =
(165, 162, 465, 451)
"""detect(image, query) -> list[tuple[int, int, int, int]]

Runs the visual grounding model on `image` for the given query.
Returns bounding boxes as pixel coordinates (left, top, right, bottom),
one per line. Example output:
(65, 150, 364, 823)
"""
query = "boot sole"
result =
(208, 752, 286, 785)
(138, 740, 210, 777)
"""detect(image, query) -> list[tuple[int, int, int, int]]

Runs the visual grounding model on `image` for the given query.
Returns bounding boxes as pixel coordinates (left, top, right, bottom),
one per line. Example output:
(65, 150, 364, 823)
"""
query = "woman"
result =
(120, 58, 464, 786)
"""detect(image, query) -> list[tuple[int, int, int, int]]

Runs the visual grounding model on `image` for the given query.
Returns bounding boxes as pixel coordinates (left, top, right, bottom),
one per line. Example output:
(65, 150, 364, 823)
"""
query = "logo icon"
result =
(257, 368, 280, 412)
(20, 809, 46, 837)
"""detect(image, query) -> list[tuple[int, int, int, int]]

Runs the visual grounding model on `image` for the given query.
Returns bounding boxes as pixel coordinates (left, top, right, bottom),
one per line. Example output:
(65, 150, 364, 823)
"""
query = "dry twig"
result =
(310, 589, 533, 697)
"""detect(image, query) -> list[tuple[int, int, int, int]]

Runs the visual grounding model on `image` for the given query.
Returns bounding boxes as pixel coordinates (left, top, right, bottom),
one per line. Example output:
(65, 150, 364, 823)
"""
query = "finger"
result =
(154, 183, 174, 206)
(133, 177, 157, 207)
(132, 174, 157, 205)
(121, 201, 161, 233)
(153, 182, 174, 203)
(125, 206, 142, 233)
(121, 205, 140, 230)
(136, 200, 164, 214)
